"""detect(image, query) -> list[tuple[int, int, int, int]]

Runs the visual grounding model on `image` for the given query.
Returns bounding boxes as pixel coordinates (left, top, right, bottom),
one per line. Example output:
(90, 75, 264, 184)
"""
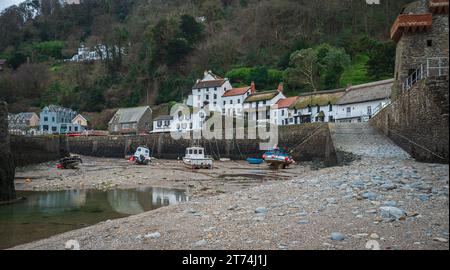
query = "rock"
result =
(144, 232, 161, 239)
(417, 194, 430, 202)
(381, 183, 397, 191)
(297, 220, 309, 225)
(255, 207, 268, 214)
(228, 205, 239, 211)
(330, 232, 345, 241)
(383, 201, 397, 207)
(370, 233, 380, 239)
(194, 239, 208, 247)
(379, 206, 406, 220)
(362, 192, 377, 200)
(433, 238, 448, 243)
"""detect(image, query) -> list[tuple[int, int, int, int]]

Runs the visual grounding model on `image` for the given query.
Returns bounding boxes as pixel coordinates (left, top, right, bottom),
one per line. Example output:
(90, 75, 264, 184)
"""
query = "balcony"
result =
(390, 13, 433, 42)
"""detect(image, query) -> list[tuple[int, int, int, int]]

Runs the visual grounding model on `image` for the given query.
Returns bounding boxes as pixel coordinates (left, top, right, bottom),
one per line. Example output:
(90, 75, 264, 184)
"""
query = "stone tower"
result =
(391, 0, 449, 93)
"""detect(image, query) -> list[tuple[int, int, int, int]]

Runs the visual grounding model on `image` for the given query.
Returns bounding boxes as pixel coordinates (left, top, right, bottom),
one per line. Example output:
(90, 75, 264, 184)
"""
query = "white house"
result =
(335, 79, 394, 123)
(152, 115, 174, 133)
(243, 83, 286, 125)
(287, 89, 346, 124)
(68, 44, 126, 62)
(273, 96, 300, 126)
(187, 71, 233, 111)
(221, 84, 253, 118)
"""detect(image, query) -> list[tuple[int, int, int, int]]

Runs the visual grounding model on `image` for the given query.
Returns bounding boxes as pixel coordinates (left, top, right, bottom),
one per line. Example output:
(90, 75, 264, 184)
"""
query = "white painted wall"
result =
(335, 99, 389, 123)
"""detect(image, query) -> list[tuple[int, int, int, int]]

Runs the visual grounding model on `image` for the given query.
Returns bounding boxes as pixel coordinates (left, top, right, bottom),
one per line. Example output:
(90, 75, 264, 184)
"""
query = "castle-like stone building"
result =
(391, 0, 449, 93)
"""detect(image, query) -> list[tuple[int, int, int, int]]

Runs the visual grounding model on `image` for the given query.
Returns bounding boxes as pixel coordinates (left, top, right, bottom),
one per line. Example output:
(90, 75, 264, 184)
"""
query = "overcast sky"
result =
(0, 0, 23, 12)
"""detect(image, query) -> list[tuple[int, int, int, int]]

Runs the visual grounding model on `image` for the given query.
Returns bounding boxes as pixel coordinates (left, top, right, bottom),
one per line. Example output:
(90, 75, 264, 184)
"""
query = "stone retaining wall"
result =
(371, 76, 449, 163)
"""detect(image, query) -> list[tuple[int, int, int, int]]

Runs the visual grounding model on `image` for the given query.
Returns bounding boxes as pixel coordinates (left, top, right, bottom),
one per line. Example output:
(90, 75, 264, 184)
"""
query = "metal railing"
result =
(402, 57, 449, 91)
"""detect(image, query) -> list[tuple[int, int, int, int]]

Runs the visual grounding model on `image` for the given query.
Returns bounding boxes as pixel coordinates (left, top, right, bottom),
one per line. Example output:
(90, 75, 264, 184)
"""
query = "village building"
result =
(335, 79, 394, 123)
(108, 106, 152, 135)
(221, 84, 253, 118)
(68, 44, 126, 62)
(152, 115, 174, 133)
(72, 114, 90, 132)
(273, 96, 300, 126)
(8, 112, 40, 135)
(391, 0, 449, 92)
(243, 83, 286, 125)
(288, 89, 346, 125)
(39, 105, 81, 134)
(187, 71, 233, 111)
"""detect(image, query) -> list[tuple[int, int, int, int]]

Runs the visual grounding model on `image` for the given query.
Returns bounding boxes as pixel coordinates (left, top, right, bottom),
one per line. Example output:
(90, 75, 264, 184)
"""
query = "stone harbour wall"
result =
(10, 135, 66, 167)
(0, 101, 16, 202)
(67, 123, 338, 165)
(371, 76, 449, 163)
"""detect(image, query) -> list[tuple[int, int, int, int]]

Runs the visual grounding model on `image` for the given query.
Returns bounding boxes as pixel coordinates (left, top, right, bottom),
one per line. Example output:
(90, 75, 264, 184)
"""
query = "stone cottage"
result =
(108, 106, 152, 135)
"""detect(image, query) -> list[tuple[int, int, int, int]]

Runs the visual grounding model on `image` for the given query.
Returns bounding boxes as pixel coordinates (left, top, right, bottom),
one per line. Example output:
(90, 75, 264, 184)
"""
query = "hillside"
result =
(0, 0, 413, 116)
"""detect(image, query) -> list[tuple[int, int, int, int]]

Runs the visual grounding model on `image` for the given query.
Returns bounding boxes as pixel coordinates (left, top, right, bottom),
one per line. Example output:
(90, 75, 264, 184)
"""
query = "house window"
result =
(308, 105, 311, 113)
(52, 126, 57, 132)
(164, 120, 170, 126)
(427, 40, 432, 47)
(214, 94, 217, 99)
(75, 126, 79, 132)
(263, 101, 267, 105)
(282, 110, 285, 116)
(223, 101, 226, 106)
(43, 125, 49, 131)
(237, 99, 241, 104)
(52, 117, 55, 122)
(214, 87, 217, 91)
(329, 103, 333, 112)
(230, 100, 233, 105)
(347, 107, 351, 113)
(206, 95, 209, 100)
(222, 109, 225, 114)
(157, 121, 162, 127)
(317, 105, 320, 113)
(44, 117, 48, 122)
(367, 106, 372, 115)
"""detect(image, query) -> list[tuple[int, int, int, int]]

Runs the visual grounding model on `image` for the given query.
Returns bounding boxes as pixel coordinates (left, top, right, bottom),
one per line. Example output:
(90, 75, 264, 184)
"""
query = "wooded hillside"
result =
(0, 0, 413, 118)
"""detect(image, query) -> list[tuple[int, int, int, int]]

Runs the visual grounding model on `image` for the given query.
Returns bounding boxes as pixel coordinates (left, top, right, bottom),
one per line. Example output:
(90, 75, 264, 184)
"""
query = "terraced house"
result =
(39, 105, 81, 135)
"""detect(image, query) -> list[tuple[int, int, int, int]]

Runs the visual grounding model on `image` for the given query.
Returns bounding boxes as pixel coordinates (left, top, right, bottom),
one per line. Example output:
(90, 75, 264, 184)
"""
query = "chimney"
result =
(250, 81, 256, 94)
(277, 82, 284, 93)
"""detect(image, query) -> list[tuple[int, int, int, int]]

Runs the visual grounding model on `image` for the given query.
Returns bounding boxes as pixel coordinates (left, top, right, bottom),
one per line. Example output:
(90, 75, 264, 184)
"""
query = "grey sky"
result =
(0, 0, 23, 12)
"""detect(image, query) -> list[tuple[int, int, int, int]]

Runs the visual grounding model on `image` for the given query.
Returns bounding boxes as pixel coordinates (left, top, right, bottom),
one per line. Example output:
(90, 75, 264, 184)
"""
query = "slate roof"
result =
(109, 106, 151, 124)
(244, 90, 280, 103)
(153, 115, 173, 121)
(223, 87, 251, 97)
(291, 89, 346, 109)
(336, 79, 394, 105)
(192, 79, 226, 89)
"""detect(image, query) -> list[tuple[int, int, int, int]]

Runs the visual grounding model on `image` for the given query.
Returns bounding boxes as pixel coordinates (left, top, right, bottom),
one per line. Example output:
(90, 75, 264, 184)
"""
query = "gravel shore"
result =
(13, 156, 449, 250)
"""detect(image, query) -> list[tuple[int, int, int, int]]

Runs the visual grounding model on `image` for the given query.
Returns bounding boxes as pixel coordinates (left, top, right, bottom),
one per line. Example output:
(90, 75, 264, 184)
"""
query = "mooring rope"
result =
(384, 127, 446, 161)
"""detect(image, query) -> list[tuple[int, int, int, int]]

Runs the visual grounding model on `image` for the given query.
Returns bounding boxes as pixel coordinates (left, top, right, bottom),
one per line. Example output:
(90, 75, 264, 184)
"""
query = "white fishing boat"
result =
(183, 146, 214, 169)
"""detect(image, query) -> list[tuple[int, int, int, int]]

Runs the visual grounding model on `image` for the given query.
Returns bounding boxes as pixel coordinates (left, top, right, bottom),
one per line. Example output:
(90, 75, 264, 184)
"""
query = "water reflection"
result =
(0, 187, 188, 249)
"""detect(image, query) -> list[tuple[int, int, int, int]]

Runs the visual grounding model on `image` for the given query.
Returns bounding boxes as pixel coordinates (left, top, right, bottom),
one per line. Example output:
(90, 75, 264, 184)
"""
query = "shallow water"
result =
(0, 187, 188, 249)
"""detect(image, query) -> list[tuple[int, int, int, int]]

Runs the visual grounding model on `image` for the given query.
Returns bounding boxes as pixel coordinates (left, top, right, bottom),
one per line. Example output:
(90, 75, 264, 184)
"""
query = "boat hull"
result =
(183, 158, 214, 169)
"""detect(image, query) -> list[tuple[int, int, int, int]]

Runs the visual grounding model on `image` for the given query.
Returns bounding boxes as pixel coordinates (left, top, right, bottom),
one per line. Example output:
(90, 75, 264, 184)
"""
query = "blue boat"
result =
(247, 158, 264, 165)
